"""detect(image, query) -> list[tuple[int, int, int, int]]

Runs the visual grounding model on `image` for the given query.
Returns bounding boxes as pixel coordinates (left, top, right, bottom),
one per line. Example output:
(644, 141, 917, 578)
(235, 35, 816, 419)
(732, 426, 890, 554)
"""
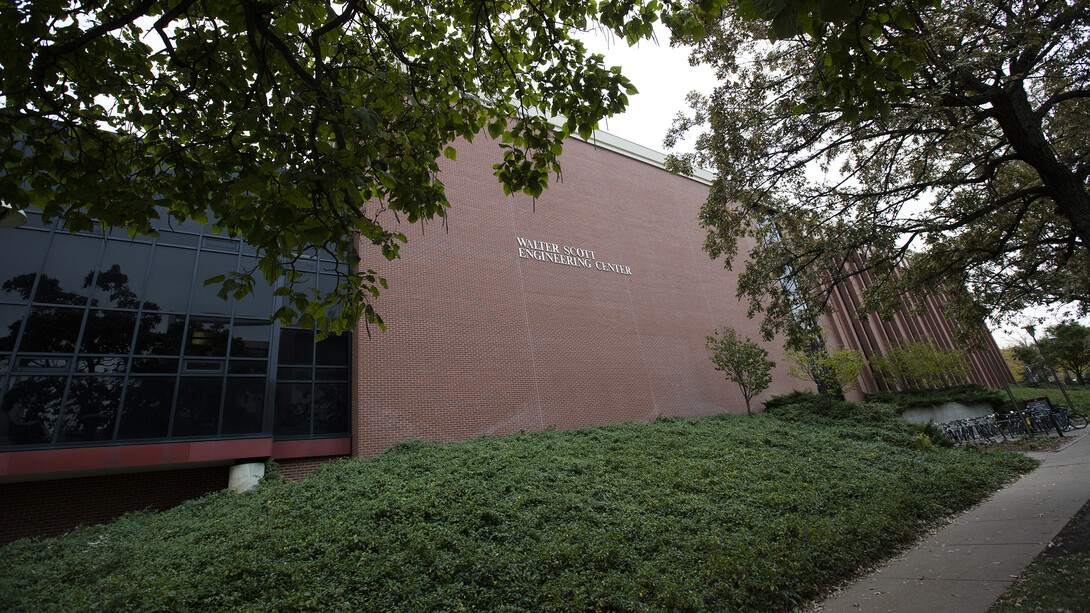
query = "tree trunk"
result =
(990, 82, 1090, 250)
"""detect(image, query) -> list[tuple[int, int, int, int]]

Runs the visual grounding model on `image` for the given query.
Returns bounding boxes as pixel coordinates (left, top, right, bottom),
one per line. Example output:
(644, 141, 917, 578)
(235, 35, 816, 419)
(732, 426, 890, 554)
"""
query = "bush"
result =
(864, 384, 1008, 412)
(1, 412, 1033, 613)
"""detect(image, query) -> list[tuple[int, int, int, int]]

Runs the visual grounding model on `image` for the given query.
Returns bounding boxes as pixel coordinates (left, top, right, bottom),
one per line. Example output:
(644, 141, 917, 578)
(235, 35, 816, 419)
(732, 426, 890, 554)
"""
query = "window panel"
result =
(277, 366, 312, 380)
(156, 230, 199, 247)
(57, 376, 122, 443)
(0, 229, 49, 304)
(117, 376, 174, 439)
(184, 316, 230, 357)
(75, 356, 127, 374)
(144, 247, 196, 312)
(0, 375, 65, 446)
(229, 320, 270, 358)
(273, 382, 311, 437)
(172, 376, 222, 437)
(221, 377, 265, 435)
(190, 252, 238, 315)
(18, 306, 84, 353)
(315, 333, 349, 366)
(93, 242, 151, 309)
(34, 234, 102, 306)
(228, 360, 266, 375)
(315, 367, 350, 381)
(278, 328, 314, 365)
(133, 313, 186, 356)
(312, 382, 349, 435)
(0, 304, 26, 352)
(131, 358, 179, 373)
(80, 310, 137, 354)
(233, 258, 274, 319)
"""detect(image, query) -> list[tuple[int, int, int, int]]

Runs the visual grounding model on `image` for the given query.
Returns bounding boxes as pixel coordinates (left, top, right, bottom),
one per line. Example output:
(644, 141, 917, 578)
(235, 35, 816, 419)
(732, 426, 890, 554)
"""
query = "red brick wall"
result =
(276, 455, 344, 482)
(0, 465, 227, 545)
(353, 136, 803, 457)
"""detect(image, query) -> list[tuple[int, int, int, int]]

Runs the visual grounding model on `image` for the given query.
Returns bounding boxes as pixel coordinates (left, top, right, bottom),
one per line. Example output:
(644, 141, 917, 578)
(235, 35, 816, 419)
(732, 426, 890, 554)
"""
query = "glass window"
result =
(80, 310, 137, 354)
(0, 230, 49, 304)
(57, 375, 122, 443)
(117, 376, 174, 439)
(19, 306, 84, 353)
(315, 367, 350, 381)
(227, 360, 266, 375)
(144, 246, 196, 312)
(34, 234, 102, 306)
(233, 257, 274, 319)
(221, 377, 265, 435)
(229, 319, 270, 358)
(278, 328, 314, 365)
(75, 356, 127, 374)
(156, 230, 199, 247)
(202, 236, 239, 253)
(172, 376, 222, 437)
(133, 312, 186, 355)
(93, 242, 151, 309)
(190, 252, 237, 315)
(0, 375, 65, 446)
(184, 316, 230, 357)
(277, 366, 313, 380)
(183, 359, 223, 373)
(313, 382, 349, 435)
(315, 333, 349, 366)
(0, 304, 26, 352)
(131, 358, 179, 373)
(273, 382, 311, 437)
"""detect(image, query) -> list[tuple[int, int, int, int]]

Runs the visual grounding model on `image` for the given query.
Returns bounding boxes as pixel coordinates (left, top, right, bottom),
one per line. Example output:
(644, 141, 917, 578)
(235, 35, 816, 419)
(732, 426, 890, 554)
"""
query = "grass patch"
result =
(1006, 383, 1090, 411)
(990, 500, 1090, 612)
(989, 552, 1090, 612)
(1, 408, 1035, 612)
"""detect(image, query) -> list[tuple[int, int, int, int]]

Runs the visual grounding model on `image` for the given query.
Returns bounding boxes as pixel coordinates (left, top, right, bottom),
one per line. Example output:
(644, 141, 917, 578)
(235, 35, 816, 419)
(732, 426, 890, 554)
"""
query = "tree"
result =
(1036, 320, 1090, 382)
(868, 339, 972, 390)
(706, 327, 775, 415)
(1010, 342, 1050, 382)
(1, 1, 663, 334)
(786, 346, 867, 396)
(665, 0, 1090, 343)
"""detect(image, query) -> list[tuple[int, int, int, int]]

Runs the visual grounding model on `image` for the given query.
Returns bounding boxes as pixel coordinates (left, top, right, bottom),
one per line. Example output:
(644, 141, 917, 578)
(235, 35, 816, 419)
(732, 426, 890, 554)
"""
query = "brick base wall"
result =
(0, 466, 228, 545)
(276, 455, 345, 482)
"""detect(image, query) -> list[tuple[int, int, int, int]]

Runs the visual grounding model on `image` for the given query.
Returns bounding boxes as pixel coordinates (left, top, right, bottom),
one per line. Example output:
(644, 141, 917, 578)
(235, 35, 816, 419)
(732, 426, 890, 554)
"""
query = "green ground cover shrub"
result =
(1, 407, 1035, 612)
(864, 384, 1008, 412)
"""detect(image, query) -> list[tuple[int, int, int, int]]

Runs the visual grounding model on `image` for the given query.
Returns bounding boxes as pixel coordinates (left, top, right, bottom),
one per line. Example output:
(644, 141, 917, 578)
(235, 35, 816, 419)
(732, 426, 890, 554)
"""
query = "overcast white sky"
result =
(577, 26, 718, 154)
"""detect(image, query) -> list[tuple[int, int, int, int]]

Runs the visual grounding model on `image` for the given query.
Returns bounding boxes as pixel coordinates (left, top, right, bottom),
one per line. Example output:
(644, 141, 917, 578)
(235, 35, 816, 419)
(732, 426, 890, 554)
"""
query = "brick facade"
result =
(352, 135, 802, 457)
(276, 455, 343, 482)
(0, 465, 226, 545)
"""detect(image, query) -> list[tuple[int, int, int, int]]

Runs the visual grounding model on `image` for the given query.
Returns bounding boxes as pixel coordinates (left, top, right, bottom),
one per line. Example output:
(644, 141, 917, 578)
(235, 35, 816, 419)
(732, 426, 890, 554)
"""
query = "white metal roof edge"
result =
(572, 128, 715, 186)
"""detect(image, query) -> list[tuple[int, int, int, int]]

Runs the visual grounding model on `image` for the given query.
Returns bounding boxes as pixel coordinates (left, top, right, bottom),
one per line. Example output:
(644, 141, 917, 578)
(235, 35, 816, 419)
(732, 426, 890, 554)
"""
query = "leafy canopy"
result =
(666, 0, 1090, 343)
(0, 0, 663, 334)
(706, 326, 775, 415)
(1024, 320, 1090, 382)
(786, 346, 867, 396)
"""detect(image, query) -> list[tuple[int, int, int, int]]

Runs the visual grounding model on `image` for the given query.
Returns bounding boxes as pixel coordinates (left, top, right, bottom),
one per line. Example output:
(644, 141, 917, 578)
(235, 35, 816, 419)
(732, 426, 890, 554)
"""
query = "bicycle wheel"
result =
(1068, 412, 1089, 429)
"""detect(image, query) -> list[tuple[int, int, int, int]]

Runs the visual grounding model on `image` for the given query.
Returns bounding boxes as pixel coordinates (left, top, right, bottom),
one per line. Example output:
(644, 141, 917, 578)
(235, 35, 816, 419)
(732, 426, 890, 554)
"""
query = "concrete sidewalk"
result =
(815, 430, 1090, 613)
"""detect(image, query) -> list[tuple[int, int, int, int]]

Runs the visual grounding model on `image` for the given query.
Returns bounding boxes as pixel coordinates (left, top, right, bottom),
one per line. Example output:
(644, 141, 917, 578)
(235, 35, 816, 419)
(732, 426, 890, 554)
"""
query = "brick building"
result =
(0, 131, 1010, 543)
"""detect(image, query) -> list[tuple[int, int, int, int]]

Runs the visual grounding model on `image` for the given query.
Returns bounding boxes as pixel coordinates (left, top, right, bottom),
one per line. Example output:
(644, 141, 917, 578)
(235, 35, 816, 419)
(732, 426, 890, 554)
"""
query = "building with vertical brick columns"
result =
(0, 130, 1008, 543)
(820, 259, 1015, 400)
